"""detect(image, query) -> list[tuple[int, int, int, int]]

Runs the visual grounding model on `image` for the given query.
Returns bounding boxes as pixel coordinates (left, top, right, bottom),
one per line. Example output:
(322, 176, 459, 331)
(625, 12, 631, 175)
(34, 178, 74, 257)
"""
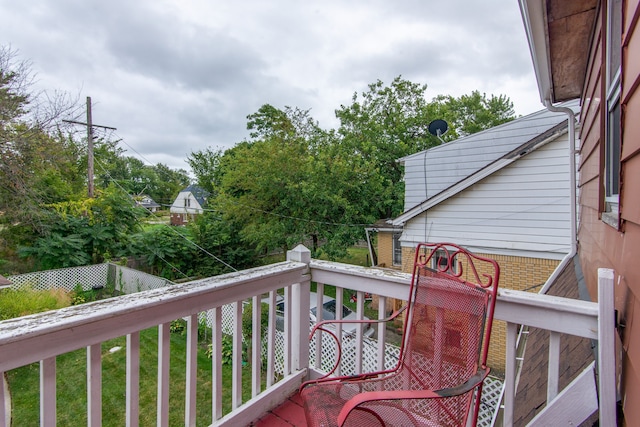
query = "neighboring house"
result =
(135, 195, 161, 213)
(169, 185, 209, 226)
(521, 0, 639, 423)
(365, 219, 403, 269)
(389, 102, 579, 371)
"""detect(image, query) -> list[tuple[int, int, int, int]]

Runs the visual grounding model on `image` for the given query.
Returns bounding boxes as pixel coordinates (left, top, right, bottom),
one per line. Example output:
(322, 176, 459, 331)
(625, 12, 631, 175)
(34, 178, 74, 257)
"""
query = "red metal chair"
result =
(300, 242, 500, 427)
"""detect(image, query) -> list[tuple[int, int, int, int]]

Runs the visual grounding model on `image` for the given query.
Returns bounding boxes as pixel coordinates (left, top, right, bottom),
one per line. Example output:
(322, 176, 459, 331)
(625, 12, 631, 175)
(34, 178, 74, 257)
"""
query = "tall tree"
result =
(428, 91, 515, 140)
(334, 76, 439, 218)
(335, 77, 516, 217)
(0, 47, 82, 267)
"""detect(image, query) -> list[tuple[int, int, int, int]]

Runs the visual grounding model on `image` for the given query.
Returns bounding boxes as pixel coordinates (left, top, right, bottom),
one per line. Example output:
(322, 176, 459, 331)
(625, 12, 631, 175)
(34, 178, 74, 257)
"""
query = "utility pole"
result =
(63, 97, 116, 197)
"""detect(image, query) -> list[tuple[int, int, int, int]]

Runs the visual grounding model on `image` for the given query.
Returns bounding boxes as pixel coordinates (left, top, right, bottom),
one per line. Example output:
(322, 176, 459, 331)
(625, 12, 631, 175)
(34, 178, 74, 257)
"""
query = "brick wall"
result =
(376, 232, 394, 268)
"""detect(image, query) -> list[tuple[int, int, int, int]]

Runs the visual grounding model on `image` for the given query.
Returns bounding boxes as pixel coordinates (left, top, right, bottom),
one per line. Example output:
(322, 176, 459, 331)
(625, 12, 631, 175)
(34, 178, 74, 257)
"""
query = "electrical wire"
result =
(94, 157, 238, 273)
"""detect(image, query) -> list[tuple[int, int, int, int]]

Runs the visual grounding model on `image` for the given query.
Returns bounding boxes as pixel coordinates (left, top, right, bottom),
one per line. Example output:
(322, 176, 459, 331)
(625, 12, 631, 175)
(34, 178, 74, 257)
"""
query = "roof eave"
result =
(520, 0, 554, 104)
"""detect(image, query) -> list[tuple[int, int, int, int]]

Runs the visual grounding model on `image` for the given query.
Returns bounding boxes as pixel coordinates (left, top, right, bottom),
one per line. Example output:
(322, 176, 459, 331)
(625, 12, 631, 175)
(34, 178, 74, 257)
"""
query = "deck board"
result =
(251, 392, 307, 426)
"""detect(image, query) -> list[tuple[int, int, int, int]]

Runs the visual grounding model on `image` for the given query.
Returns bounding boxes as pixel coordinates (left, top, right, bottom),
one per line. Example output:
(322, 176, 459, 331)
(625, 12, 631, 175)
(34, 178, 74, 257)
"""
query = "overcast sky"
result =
(1, 0, 542, 173)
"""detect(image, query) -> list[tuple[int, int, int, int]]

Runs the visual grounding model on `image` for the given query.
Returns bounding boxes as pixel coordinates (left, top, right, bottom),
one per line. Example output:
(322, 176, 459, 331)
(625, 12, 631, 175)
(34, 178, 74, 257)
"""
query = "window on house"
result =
(184, 198, 191, 208)
(432, 249, 457, 274)
(604, 0, 622, 226)
(392, 232, 402, 266)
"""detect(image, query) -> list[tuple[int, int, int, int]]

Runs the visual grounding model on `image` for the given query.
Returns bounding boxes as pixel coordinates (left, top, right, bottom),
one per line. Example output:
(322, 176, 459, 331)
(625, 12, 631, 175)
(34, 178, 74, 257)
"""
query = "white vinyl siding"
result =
(402, 105, 576, 211)
(402, 134, 571, 258)
(170, 192, 204, 215)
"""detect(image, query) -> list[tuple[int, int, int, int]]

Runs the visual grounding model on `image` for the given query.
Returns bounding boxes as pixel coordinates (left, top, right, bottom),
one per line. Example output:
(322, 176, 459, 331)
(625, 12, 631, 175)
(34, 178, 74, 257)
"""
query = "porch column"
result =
(287, 245, 311, 373)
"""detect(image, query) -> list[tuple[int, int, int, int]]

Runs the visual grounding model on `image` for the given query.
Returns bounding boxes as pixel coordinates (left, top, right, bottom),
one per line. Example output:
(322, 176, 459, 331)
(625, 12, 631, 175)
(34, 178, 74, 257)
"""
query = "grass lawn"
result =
(7, 327, 258, 426)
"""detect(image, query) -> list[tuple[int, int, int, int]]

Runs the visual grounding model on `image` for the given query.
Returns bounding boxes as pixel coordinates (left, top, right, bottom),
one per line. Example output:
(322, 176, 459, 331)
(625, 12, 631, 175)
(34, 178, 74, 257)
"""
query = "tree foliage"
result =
(191, 77, 516, 261)
(428, 91, 515, 140)
(18, 186, 144, 270)
(0, 46, 190, 273)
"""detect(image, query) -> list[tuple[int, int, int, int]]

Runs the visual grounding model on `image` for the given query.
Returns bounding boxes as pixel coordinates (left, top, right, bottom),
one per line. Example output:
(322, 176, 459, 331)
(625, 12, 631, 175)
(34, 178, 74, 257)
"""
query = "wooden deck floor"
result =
(251, 392, 307, 426)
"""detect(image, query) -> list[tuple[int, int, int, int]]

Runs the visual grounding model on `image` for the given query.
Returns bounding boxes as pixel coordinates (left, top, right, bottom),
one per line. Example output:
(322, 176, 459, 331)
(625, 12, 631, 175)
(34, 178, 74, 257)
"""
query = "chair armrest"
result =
(305, 306, 408, 382)
(309, 305, 406, 339)
(337, 367, 490, 426)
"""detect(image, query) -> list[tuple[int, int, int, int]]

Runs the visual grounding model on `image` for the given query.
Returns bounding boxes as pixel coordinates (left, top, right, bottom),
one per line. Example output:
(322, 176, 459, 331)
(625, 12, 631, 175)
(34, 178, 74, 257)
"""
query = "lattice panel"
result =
(110, 265, 175, 294)
(475, 375, 503, 427)
(7, 264, 109, 292)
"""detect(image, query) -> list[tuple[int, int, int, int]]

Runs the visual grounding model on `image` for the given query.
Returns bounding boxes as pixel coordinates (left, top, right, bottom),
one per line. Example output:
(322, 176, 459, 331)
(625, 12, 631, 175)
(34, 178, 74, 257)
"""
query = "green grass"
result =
(315, 246, 371, 267)
(0, 287, 71, 320)
(7, 327, 260, 426)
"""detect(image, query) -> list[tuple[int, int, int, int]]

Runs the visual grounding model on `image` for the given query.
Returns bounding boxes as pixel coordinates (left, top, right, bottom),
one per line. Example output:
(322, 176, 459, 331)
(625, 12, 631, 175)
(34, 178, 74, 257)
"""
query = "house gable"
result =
(400, 102, 578, 213)
(400, 131, 572, 260)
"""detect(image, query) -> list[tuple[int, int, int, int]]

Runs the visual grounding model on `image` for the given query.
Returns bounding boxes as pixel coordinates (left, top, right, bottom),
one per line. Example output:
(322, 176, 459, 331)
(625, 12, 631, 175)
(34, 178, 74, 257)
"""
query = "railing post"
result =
(287, 245, 311, 373)
(597, 268, 617, 425)
(503, 322, 518, 427)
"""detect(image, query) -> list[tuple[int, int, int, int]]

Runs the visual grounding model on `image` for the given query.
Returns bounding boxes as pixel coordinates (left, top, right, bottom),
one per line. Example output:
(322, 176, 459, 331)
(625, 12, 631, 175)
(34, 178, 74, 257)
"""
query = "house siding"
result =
(576, 0, 640, 421)
(402, 134, 572, 259)
(402, 108, 575, 211)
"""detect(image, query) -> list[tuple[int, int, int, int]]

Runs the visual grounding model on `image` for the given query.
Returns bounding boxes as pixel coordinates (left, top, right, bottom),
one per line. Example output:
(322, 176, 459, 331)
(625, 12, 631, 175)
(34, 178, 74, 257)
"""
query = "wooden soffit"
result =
(546, 0, 598, 102)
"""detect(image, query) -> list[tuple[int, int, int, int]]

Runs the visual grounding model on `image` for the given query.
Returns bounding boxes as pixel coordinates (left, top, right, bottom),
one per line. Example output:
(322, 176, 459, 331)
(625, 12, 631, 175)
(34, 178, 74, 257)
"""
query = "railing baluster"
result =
(126, 332, 140, 427)
(503, 321, 518, 427)
(157, 322, 170, 427)
(1, 372, 7, 427)
(355, 291, 364, 374)
(266, 291, 277, 387)
(211, 308, 222, 421)
(314, 283, 324, 370)
(283, 286, 292, 375)
(251, 295, 261, 398)
(335, 286, 343, 376)
(40, 357, 56, 427)
(185, 314, 198, 427)
(547, 331, 561, 401)
(377, 296, 387, 372)
(232, 301, 243, 410)
(292, 279, 310, 372)
(87, 343, 102, 427)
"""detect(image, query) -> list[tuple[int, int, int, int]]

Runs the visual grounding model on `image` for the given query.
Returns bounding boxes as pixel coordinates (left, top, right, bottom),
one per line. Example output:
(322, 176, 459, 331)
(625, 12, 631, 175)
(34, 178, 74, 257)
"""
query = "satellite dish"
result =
(428, 119, 449, 137)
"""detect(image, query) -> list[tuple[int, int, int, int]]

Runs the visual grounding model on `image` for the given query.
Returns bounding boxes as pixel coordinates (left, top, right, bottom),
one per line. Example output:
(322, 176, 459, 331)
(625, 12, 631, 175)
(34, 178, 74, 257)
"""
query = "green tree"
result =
(335, 77, 516, 217)
(428, 91, 515, 141)
(334, 76, 439, 218)
(129, 226, 198, 279)
(0, 47, 82, 272)
(18, 185, 144, 269)
(187, 147, 224, 195)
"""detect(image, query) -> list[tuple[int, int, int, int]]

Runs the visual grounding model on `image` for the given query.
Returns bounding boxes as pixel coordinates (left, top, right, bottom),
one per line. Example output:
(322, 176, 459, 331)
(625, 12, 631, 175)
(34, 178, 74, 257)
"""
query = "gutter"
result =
(539, 100, 578, 294)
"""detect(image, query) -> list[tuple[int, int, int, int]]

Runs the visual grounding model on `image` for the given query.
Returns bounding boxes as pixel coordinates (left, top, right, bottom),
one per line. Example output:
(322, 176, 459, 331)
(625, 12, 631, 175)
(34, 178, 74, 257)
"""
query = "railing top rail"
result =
(0, 261, 308, 372)
(495, 288, 599, 339)
(309, 260, 411, 284)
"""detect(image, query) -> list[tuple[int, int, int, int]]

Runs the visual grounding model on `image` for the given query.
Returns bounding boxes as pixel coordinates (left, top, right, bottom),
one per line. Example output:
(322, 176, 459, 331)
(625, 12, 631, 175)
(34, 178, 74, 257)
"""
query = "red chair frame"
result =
(300, 242, 500, 427)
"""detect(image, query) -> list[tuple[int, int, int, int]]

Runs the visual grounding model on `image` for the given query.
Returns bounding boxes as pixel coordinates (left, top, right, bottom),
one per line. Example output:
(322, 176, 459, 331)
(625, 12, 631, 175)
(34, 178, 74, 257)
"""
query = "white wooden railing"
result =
(0, 246, 615, 426)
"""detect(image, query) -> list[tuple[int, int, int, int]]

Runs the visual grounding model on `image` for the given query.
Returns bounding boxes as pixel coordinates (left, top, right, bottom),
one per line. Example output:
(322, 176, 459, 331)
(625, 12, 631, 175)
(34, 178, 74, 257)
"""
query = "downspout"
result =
(539, 99, 578, 294)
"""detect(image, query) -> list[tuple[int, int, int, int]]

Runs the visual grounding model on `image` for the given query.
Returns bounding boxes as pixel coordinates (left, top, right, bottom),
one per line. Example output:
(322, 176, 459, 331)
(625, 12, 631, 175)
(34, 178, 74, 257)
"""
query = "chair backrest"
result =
(397, 243, 500, 422)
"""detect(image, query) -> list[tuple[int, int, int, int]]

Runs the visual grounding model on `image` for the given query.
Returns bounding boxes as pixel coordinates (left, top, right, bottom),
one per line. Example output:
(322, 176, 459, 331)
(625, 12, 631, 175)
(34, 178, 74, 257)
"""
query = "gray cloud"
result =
(0, 0, 543, 172)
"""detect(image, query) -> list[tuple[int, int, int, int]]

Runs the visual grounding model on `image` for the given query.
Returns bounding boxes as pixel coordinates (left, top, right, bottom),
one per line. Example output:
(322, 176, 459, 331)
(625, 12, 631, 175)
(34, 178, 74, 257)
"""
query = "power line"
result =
(94, 157, 237, 273)
(62, 97, 116, 198)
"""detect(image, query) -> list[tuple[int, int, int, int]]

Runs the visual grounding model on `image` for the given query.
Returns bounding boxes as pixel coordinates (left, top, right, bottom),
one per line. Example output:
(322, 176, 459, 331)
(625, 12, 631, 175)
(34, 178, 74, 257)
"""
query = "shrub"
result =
(0, 287, 71, 320)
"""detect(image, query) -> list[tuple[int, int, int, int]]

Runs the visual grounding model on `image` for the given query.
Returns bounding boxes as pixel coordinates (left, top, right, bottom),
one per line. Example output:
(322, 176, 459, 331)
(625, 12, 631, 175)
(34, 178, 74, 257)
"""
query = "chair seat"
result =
(300, 367, 474, 427)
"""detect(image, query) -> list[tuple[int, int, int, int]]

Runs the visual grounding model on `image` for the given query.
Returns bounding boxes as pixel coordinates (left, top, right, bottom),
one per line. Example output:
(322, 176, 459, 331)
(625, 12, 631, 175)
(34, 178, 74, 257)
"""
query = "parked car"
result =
(268, 292, 375, 338)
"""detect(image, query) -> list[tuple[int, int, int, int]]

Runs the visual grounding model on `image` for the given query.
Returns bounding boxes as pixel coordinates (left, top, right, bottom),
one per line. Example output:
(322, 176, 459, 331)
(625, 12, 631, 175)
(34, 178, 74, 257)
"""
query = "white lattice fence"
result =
(110, 265, 175, 294)
(7, 264, 109, 292)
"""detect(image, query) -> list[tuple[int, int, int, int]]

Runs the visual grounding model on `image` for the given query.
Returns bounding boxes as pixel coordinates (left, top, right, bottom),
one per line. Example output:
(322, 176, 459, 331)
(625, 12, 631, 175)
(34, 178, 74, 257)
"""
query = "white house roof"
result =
(393, 100, 579, 226)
